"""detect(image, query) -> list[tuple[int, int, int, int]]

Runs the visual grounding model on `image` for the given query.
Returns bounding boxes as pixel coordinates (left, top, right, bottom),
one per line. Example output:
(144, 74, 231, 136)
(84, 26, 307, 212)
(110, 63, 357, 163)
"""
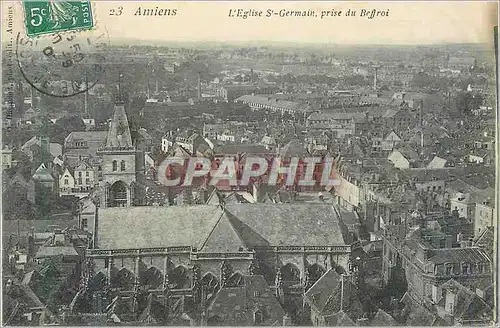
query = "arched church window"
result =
(112, 160, 117, 171)
(120, 160, 126, 171)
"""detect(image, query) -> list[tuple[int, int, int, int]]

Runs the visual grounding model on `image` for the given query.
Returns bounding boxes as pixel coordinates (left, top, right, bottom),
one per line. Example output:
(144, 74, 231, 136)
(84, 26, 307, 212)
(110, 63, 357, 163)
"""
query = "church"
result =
(83, 96, 357, 323)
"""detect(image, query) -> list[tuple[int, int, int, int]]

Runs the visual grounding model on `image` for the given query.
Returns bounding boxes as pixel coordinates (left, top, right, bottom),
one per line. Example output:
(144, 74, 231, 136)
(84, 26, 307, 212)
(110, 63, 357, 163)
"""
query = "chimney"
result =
(373, 65, 379, 91)
(31, 86, 37, 108)
(250, 69, 254, 83)
(197, 73, 202, 99)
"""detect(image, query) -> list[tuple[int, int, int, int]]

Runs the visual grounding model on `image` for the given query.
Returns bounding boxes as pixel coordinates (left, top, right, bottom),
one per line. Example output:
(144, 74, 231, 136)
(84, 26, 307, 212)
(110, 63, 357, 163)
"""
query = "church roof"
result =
(97, 206, 224, 249)
(105, 103, 133, 148)
(224, 203, 346, 247)
(200, 212, 248, 252)
(96, 204, 348, 250)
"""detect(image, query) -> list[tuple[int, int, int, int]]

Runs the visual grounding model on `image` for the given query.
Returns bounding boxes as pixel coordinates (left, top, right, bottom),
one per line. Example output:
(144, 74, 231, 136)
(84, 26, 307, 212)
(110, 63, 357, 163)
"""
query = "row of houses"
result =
(235, 94, 316, 121)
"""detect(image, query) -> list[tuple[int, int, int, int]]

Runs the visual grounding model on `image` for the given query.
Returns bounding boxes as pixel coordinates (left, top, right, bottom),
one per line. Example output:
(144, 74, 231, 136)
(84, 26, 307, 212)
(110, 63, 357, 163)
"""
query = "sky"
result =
(1, 1, 498, 45)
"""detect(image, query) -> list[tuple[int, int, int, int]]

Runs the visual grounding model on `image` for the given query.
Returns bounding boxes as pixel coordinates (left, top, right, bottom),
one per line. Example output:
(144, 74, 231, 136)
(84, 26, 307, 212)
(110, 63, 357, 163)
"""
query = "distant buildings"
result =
(161, 129, 213, 155)
(217, 83, 280, 102)
(447, 56, 476, 70)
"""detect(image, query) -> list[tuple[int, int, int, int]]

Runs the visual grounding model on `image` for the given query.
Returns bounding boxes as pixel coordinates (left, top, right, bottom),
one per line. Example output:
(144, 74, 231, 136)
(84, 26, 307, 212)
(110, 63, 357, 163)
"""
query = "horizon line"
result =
(107, 38, 494, 46)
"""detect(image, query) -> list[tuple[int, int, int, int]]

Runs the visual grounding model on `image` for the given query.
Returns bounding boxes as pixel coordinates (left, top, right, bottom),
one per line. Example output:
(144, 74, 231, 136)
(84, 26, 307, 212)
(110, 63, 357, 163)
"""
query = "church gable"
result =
(200, 214, 247, 252)
(224, 211, 271, 248)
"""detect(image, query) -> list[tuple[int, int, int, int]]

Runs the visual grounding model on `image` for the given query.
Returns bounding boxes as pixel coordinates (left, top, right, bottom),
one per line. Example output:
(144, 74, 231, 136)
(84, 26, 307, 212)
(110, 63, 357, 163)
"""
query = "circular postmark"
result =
(15, 27, 109, 98)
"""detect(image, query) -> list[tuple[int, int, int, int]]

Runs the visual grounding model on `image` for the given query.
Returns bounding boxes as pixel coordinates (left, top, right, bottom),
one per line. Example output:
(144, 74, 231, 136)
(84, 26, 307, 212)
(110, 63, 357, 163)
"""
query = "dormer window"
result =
(445, 264, 453, 275)
(462, 264, 469, 275)
(253, 309, 264, 325)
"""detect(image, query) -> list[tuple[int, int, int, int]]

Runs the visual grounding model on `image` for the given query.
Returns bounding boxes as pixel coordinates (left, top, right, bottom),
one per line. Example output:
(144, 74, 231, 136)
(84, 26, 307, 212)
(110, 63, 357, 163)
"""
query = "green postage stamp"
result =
(23, 0, 93, 37)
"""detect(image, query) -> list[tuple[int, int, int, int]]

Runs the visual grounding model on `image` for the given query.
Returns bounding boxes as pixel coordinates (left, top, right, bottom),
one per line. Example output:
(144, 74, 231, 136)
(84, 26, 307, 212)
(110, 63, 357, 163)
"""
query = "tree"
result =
(35, 183, 57, 218)
(3, 125, 35, 148)
(2, 184, 36, 220)
(50, 116, 86, 144)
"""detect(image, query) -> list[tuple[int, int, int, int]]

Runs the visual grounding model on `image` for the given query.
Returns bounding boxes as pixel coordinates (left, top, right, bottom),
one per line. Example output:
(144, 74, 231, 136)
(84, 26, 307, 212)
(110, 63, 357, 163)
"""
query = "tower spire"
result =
(115, 73, 124, 104)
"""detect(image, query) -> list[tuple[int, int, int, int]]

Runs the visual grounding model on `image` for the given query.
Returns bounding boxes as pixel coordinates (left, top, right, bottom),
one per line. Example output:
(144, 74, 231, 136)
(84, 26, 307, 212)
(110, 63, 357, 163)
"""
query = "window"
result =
(82, 218, 88, 228)
(462, 264, 468, 275)
(64, 179, 68, 185)
(78, 178, 82, 185)
(445, 265, 453, 275)
(253, 310, 264, 325)
(98, 166, 102, 171)
(78, 172, 82, 177)
(112, 160, 117, 171)
(120, 160, 126, 171)
(86, 171, 89, 177)
(86, 178, 90, 185)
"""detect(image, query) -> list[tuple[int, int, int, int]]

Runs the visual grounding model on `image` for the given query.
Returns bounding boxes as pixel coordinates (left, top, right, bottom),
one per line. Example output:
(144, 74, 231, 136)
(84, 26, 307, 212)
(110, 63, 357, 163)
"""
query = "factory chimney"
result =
(84, 72, 88, 115)
(250, 68, 254, 84)
(420, 99, 424, 152)
(373, 65, 379, 91)
(31, 86, 37, 108)
(197, 72, 201, 99)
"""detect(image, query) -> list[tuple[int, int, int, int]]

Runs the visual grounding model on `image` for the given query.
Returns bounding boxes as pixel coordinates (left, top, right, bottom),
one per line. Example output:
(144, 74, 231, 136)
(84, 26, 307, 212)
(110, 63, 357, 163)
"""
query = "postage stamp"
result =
(23, 0, 93, 37)
(16, 0, 106, 98)
(1, 1, 498, 327)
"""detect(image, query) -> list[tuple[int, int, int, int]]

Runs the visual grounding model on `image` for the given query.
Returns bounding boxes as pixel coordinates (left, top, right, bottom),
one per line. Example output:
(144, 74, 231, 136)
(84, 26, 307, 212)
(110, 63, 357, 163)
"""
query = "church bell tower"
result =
(98, 90, 137, 208)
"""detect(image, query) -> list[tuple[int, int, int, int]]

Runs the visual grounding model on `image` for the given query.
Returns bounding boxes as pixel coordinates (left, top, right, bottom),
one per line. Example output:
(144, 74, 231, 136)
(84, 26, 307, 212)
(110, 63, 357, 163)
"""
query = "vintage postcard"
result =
(1, 1, 498, 326)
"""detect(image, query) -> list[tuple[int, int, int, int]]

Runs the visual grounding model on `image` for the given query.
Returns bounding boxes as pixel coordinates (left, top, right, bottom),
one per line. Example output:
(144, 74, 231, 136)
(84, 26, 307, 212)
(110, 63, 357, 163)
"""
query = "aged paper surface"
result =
(1, 1, 498, 326)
